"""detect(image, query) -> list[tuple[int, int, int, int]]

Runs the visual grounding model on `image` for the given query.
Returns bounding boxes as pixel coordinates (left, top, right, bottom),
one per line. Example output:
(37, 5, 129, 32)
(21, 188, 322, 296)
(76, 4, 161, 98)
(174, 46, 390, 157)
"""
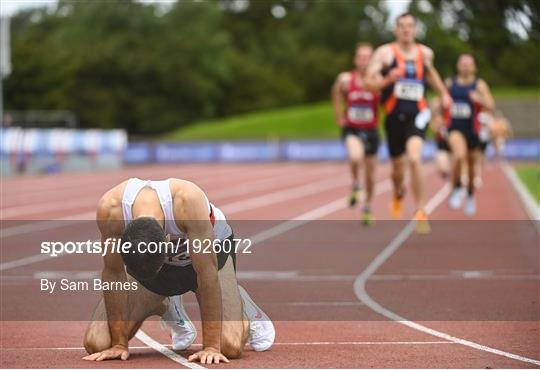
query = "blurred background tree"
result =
(3, 0, 538, 134)
(409, 0, 540, 85)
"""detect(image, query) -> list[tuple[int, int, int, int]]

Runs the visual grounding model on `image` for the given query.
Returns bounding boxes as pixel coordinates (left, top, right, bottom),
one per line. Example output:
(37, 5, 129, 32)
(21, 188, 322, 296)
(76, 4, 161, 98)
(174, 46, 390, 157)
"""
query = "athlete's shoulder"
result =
(96, 182, 126, 235)
(170, 179, 207, 207)
(97, 182, 125, 215)
(368, 43, 393, 71)
(373, 43, 393, 57)
(418, 44, 434, 62)
(376, 42, 393, 51)
(169, 178, 204, 196)
(170, 180, 210, 221)
(418, 44, 434, 55)
(476, 78, 490, 89)
(336, 71, 352, 85)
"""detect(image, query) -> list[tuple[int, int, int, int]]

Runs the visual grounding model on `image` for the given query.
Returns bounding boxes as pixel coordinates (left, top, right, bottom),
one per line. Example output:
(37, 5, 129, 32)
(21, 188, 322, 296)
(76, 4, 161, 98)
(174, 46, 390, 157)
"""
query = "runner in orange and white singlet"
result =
(365, 12, 452, 233)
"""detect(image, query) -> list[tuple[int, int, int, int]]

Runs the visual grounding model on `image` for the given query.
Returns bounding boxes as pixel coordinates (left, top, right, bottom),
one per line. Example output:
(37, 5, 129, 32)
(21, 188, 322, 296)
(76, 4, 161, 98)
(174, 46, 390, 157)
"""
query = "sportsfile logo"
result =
(40, 237, 253, 257)
(40, 238, 125, 257)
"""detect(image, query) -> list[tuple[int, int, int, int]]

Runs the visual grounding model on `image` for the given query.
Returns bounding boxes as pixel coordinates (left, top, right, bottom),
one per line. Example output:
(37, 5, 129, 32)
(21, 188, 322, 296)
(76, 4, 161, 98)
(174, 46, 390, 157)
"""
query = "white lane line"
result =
(369, 273, 540, 281)
(1, 341, 454, 351)
(274, 341, 453, 345)
(1, 165, 330, 218)
(5, 270, 539, 283)
(0, 253, 62, 271)
(209, 166, 338, 199)
(1, 198, 98, 218)
(0, 175, 384, 271)
(135, 330, 205, 369)
(501, 161, 540, 221)
(32, 271, 99, 279)
(0, 165, 244, 198)
(238, 272, 356, 282)
(221, 176, 347, 214)
(1, 212, 94, 238)
(353, 183, 540, 366)
(245, 179, 392, 249)
(0, 170, 346, 238)
(0, 175, 354, 269)
(284, 301, 363, 306)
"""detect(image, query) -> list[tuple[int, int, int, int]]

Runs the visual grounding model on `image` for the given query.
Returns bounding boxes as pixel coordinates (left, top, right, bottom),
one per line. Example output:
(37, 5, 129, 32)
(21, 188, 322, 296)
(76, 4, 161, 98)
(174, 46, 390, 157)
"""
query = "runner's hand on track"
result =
(82, 345, 129, 361)
(188, 347, 230, 364)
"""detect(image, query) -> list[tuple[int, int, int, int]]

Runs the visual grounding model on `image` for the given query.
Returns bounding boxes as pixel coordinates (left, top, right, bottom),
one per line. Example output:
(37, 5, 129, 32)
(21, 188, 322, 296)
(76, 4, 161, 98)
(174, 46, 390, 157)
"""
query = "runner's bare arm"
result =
(365, 45, 402, 92)
(429, 97, 444, 132)
(331, 73, 348, 126)
(423, 47, 451, 108)
(364, 46, 385, 91)
(91, 196, 130, 360)
(471, 79, 495, 112)
(176, 184, 228, 364)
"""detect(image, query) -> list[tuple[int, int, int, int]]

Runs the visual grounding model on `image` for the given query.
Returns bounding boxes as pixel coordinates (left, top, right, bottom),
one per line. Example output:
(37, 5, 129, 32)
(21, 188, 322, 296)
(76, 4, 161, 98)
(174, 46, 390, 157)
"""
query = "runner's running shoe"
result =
(362, 206, 374, 226)
(414, 209, 431, 234)
(161, 295, 197, 351)
(464, 195, 477, 216)
(448, 187, 465, 210)
(348, 185, 360, 208)
(238, 286, 275, 352)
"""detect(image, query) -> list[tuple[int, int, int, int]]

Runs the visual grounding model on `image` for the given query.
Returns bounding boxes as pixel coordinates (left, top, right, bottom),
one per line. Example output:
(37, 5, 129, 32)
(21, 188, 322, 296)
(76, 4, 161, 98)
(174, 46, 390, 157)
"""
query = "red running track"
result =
(0, 162, 538, 368)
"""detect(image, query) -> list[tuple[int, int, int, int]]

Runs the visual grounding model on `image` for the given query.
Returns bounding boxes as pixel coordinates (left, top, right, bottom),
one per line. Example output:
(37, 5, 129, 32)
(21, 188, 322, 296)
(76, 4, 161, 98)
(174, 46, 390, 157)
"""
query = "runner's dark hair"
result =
(356, 41, 373, 50)
(459, 52, 477, 64)
(120, 217, 166, 281)
(396, 12, 416, 24)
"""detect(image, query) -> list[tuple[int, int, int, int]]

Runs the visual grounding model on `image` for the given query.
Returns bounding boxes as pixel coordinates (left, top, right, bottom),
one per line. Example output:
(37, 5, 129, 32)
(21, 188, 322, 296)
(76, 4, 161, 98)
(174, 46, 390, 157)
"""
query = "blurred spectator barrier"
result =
(2, 130, 536, 176)
(123, 139, 539, 164)
(0, 128, 127, 176)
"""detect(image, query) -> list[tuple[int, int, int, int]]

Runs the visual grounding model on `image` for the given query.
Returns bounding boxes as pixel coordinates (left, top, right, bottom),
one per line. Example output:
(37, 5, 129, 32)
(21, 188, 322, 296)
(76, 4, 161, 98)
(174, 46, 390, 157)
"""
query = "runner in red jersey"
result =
(332, 42, 380, 225)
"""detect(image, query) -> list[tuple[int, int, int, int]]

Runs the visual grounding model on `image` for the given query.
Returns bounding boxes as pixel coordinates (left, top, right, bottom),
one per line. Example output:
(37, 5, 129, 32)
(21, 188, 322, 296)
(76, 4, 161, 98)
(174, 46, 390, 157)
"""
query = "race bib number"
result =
(451, 102, 472, 119)
(347, 105, 374, 123)
(394, 79, 424, 101)
(164, 239, 191, 267)
(166, 252, 191, 266)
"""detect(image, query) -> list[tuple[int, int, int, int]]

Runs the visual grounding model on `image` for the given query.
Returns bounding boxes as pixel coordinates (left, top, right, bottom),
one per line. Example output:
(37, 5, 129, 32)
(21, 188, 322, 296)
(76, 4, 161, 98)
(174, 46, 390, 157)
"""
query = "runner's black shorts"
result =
(341, 126, 380, 156)
(135, 233, 237, 297)
(479, 140, 488, 153)
(436, 137, 450, 152)
(448, 125, 480, 150)
(384, 112, 427, 158)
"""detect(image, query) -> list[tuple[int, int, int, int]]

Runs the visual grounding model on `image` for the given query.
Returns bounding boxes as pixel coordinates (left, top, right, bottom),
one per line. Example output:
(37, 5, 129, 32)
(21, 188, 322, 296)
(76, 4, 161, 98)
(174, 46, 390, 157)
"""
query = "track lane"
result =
(1, 162, 538, 368)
